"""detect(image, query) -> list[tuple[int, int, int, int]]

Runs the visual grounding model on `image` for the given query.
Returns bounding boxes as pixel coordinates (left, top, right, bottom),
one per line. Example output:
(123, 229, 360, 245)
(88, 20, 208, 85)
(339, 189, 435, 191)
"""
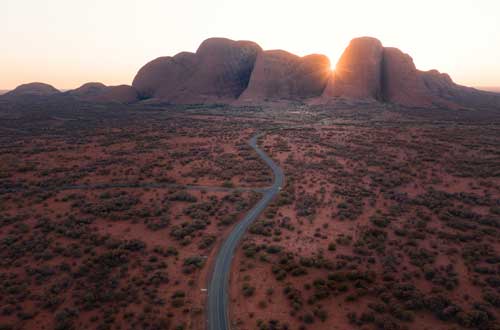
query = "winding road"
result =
(208, 133, 284, 330)
(2, 131, 283, 330)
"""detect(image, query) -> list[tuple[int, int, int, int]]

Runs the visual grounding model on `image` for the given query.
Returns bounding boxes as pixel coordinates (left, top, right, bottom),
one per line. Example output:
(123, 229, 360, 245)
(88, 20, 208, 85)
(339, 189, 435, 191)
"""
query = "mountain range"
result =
(4, 37, 500, 110)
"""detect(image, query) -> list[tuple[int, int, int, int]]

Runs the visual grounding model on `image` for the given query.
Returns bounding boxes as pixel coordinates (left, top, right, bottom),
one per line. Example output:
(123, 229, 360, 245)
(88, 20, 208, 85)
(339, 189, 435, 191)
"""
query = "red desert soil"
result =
(230, 124, 500, 330)
(0, 107, 274, 330)
(1, 98, 500, 330)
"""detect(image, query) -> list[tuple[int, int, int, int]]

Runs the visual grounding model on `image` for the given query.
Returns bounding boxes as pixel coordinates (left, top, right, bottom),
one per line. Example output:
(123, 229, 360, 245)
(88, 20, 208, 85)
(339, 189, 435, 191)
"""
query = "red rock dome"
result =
(323, 37, 384, 100)
(6, 82, 60, 97)
(239, 50, 330, 102)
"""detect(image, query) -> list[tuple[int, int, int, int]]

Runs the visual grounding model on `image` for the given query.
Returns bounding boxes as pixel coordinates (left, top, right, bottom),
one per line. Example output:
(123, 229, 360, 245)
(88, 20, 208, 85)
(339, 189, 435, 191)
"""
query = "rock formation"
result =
(132, 36, 500, 109)
(5, 82, 60, 97)
(70, 82, 107, 96)
(419, 70, 500, 109)
(132, 37, 261, 103)
(69, 82, 138, 103)
(321, 37, 500, 109)
(5, 37, 500, 110)
(323, 37, 383, 100)
(381, 47, 434, 107)
(239, 51, 330, 102)
(132, 52, 197, 100)
(380, 48, 500, 109)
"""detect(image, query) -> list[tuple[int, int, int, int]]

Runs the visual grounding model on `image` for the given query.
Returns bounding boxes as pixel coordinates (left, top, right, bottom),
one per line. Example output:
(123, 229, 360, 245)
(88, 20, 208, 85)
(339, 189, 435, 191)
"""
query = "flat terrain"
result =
(230, 112, 500, 330)
(0, 100, 272, 330)
(1, 97, 500, 330)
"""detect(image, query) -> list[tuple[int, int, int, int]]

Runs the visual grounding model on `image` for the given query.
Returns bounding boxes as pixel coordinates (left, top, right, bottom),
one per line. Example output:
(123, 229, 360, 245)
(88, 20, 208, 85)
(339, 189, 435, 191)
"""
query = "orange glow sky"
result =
(2, 0, 500, 90)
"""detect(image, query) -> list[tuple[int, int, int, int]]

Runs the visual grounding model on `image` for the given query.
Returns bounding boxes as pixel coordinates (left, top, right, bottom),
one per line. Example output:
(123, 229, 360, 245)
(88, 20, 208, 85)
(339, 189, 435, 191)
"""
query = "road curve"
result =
(208, 133, 284, 330)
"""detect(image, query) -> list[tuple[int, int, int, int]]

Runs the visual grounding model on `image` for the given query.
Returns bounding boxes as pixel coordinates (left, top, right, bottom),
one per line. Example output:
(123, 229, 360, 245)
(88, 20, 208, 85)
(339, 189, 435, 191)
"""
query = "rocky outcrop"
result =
(419, 70, 500, 109)
(7, 37, 493, 109)
(239, 51, 330, 102)
(69, 82, 138, 103)
(321, 38, 434, 107)
(101, 85, 139, 104)
(5, 82, 60, 97)
(379, 48, 500, 109)
(179, 38, 261, 103)
(132, 52, 196, 100)
(71, 82, 107, 96)
(320, 37, 500, 109)
(132, 38, 261, 103)
(132, 36, 500, 109)
(323, 37, 383, 100)
(381, 47, 434, 107)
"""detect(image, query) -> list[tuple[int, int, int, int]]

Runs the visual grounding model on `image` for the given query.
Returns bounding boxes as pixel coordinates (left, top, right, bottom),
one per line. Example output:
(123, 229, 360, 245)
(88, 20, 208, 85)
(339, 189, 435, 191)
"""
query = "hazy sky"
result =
(1, 0, 500, 90)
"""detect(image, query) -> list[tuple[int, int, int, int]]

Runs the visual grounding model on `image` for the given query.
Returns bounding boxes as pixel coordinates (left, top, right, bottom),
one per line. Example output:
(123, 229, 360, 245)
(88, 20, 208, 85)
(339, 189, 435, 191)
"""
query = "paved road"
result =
(208, 133, 284, 330)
